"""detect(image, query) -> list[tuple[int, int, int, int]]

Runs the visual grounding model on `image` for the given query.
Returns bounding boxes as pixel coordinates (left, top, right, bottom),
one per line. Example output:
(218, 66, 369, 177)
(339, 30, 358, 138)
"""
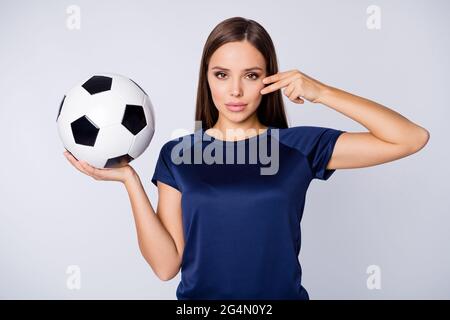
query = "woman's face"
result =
(207, 40, 267, 126)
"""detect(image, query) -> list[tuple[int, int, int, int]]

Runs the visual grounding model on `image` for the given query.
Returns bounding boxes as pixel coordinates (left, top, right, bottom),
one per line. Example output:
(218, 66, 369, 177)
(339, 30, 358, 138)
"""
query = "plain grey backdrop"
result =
(0, 0, 448, 299)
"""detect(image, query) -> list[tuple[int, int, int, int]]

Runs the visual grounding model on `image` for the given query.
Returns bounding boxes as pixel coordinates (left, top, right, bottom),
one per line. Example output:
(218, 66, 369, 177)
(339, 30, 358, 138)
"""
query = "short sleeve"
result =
(303, 126, 345, 180)
(280, 126, 346, 181)
(151, 143, 180, 191)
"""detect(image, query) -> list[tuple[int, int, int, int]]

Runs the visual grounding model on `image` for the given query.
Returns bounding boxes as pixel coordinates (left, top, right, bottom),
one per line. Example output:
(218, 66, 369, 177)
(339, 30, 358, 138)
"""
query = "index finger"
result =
(262, 71, 292, 84)
(260, 76, 292, 95)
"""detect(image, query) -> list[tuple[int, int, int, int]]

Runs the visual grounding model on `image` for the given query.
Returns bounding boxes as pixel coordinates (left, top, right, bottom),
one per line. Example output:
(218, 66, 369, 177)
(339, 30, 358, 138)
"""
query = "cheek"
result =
(249, 84, 264, 102)
(254, 83, 265, 94)
(250, 81, 265, 96)
(209, 82, 227, 100)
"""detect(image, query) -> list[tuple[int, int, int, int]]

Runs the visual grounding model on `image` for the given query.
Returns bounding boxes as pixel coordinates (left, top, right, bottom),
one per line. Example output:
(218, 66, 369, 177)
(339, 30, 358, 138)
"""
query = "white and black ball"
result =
(56, 73, 155, 168)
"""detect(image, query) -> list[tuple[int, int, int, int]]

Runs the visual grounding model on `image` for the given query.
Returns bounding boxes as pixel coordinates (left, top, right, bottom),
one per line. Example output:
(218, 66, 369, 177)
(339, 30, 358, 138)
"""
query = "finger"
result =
(67, 155, 89, 176)
(289, 87, 302, 101)
(63, 151, 81, 168)
(289, 88, 305, 103)
(64, 150, 78, 161)
(64, 152, 93, 177)
(283, 82, 296, 97)
(260, 76, 293, 95)
(262, 70, 294, 84)
(289, 89, 303, 102)
(79, 160, 102, 179)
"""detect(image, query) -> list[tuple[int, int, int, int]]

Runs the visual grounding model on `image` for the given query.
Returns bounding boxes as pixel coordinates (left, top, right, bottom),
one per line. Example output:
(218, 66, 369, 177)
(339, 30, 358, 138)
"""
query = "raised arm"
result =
(317, 86, 430, 170)
(260, 70, 430, 170)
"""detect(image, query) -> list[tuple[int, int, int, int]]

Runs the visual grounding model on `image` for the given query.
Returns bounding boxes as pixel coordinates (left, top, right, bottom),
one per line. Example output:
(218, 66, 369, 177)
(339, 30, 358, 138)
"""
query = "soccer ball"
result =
(56, 73, 155, 168)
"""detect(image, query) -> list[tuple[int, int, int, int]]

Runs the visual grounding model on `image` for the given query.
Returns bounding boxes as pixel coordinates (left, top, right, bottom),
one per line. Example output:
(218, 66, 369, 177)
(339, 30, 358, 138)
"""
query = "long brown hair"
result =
(194, 17, 289, 131)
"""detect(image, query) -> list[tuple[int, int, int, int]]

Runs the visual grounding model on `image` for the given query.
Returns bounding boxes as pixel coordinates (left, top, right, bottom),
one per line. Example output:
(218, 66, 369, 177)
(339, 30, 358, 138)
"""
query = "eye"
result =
(213, 72, 260, 80)
(215, 71, 226, 79)
(247, 73, 259, 80)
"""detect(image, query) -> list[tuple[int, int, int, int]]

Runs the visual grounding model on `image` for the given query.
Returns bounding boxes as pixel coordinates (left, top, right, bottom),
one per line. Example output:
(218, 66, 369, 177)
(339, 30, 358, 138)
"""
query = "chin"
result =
(225, 113, 253, 124)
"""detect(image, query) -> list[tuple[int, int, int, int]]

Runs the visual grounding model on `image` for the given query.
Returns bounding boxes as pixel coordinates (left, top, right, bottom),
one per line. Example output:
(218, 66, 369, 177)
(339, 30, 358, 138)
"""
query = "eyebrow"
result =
(211, 66, 263, 72)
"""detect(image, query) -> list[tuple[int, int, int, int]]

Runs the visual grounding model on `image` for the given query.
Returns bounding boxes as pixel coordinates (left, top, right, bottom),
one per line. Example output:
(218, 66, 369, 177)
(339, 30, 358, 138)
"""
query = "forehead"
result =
(209, 41, 266, 70)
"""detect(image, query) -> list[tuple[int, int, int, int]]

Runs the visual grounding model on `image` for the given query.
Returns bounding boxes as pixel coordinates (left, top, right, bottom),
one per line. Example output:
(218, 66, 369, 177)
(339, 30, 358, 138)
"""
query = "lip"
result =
(225, 102, 247, 112)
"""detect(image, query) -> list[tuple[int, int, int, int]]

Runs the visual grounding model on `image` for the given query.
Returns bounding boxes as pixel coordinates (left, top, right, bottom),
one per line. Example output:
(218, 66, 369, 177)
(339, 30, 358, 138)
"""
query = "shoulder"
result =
(158, 132, 196, 158)
(277, 124, 339, 137)
(276, 124, 340, 141)
(275, 125, 345, 154)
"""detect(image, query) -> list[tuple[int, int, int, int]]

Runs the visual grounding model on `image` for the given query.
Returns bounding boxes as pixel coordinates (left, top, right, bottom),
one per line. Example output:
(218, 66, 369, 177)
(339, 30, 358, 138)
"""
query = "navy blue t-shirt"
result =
(151, 125, 345, 300)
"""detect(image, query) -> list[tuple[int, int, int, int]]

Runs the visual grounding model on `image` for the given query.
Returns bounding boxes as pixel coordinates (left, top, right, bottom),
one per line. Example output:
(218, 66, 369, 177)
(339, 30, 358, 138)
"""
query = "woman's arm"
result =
(316, 85, 430, 170)
(124, 172, 184, 281)
(63, 152, 184, 281)
(260, 70, 430, 170)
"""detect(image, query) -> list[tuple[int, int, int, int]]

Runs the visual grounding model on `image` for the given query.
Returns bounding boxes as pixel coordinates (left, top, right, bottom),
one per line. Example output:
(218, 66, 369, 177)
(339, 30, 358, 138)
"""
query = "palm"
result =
(64, 151, 135, 183)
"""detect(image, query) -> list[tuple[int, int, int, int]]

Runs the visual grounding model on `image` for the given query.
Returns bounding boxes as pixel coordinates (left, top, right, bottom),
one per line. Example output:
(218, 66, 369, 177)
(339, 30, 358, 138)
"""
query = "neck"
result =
(209, 116, 268, 141)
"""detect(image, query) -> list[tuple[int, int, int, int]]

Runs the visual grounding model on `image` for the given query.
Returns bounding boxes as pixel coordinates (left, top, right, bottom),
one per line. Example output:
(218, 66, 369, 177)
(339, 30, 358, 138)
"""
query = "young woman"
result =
(63, 17, 429, 300)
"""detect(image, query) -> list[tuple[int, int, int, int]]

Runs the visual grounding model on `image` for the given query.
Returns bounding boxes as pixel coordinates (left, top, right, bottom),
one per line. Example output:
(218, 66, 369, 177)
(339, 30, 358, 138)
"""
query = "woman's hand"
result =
(260, 69, 329, 104)
(63, 150, 136, 184)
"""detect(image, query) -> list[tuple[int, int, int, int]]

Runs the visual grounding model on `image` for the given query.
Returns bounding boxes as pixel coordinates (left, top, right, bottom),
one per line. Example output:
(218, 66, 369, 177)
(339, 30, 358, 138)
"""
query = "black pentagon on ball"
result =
(82, 75, 112, 95)
(105, 154, 134, 168)
(71, 116, 99, 146)
(122, 104, 147, 135)
(56, 95, 66, 122)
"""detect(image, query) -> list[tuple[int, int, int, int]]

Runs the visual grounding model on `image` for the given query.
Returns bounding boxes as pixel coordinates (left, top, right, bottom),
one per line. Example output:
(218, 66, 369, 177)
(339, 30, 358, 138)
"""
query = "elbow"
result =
(157, 269, 180, 282)
(154, 260, 181, 282)
(408, 127, 430, 153)
(159, 275, 175, 282)
(141, 255, 180, 282)
(139, 246, 181, 282)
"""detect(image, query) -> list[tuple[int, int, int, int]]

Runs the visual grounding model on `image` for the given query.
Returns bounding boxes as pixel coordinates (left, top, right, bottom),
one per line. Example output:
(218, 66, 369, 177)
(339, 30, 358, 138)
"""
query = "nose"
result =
(230, 79, 243, 97)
